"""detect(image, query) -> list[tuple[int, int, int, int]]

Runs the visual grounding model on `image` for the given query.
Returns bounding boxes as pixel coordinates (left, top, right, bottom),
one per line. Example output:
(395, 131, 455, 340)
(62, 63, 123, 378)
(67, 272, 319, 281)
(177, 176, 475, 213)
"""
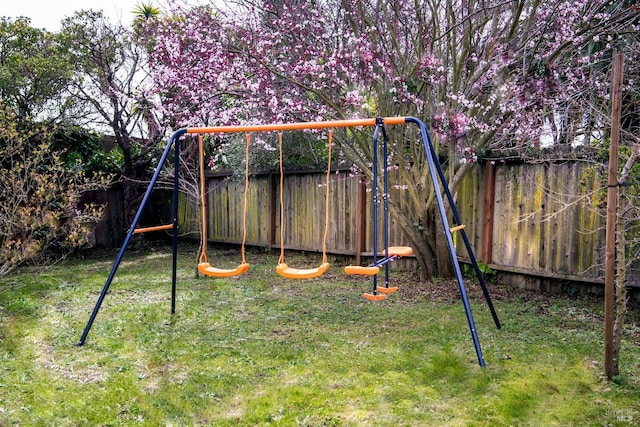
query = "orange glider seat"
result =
(344, 246, 412, 276)
(383, 246, 413, 257)
(376, 286, 398, 294)
(198, 262, 250, 278)
(276, 262, 330, 279)
(363, 293, 387, 301)
(344, 265, 380, 276)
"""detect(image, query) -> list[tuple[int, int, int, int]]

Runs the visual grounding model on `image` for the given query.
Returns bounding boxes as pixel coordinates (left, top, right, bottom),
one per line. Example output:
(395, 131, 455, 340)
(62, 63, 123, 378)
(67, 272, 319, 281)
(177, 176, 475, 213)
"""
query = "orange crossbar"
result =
(450, 224, 466, 233)
(133, 224, 173, 234)
(186, 117, 406, 134)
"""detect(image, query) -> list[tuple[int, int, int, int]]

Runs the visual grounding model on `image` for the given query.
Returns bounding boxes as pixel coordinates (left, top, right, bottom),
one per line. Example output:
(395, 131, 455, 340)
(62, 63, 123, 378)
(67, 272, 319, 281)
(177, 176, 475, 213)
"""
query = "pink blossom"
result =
(144, 0, 636, 158)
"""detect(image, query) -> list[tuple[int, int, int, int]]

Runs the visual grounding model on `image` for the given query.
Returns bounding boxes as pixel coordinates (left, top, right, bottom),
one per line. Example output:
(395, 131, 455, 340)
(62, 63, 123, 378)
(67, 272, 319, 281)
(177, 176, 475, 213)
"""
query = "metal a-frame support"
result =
(407, 116, 501, 367)
(76, 129, 187, 346)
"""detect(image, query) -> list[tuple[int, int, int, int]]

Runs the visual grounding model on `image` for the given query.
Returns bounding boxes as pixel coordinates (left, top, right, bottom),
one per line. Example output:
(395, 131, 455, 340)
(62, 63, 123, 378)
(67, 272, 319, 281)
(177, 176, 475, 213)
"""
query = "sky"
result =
(2, 1, 147, 30)
(2, 1, 210, 31)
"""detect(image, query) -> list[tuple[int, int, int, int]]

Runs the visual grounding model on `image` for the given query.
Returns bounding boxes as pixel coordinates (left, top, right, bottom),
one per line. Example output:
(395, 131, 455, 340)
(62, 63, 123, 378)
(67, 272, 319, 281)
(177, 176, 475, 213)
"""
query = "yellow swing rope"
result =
(278, 132, 286, 265)
(240, 133, 250, 265)
(322, 131, 333, 264)
(277, 131, 333, 270)
(199, 134, 208, 265)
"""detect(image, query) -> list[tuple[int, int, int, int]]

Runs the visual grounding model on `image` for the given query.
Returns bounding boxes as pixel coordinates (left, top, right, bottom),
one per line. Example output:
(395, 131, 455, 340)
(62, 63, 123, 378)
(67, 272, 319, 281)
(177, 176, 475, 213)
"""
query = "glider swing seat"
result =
(344, 119, 413, 300)
(196, 134, 251, 278)
(344, 247, 413, 275)
(77, 116, 501, 369)
(275, 131, 332, 279)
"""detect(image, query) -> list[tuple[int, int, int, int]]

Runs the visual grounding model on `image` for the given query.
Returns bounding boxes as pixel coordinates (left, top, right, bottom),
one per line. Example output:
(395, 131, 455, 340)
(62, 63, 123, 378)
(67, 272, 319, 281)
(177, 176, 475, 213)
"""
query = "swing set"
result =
(77, 116, 501, 368)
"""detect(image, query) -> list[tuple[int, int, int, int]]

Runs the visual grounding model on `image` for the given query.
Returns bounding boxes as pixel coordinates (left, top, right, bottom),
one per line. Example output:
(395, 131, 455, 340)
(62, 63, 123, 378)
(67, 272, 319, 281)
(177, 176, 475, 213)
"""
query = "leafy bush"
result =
(0, 106, 110, 276)
(51, 125, 123, 175)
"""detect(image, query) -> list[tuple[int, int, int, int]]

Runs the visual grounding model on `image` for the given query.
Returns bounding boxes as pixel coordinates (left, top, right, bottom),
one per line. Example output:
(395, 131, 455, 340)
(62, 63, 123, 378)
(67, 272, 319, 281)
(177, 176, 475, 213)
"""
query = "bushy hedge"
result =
(0, 106, 110, 276)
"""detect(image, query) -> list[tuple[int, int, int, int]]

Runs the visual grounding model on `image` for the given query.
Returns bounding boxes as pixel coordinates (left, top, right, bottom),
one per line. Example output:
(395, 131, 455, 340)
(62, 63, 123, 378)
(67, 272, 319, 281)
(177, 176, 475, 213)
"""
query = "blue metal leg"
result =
(370, 122, 381, 296)
(425, 135, 501, 329)
(406, 117, 486, 367)
(77, 129, 187, 346)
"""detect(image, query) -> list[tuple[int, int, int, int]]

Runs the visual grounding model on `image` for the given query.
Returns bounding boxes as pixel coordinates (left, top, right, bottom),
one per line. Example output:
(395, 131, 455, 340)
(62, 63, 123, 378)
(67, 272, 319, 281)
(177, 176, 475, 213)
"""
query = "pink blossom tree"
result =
(145, 0, 638, 277)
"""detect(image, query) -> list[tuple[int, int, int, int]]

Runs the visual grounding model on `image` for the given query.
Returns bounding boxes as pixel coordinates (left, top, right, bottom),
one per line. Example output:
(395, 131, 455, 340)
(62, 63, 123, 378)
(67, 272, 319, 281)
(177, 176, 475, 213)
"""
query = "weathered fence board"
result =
(454, 163, 486, 260)
(457, 161, 606, 282)
(82, 187, 125, 248)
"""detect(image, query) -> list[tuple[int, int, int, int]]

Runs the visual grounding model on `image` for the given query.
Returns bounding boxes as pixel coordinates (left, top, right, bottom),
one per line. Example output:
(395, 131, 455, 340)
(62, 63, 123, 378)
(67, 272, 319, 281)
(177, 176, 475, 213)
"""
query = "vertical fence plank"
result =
(482, 162, 496, 263)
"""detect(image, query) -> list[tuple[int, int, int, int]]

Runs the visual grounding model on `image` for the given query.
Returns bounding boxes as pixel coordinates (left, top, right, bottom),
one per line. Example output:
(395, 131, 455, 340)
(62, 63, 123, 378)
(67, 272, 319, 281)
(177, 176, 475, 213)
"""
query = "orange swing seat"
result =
(344, 265, 380, 276)
(198, 262, 250, 278)
(384, 246, 413, 257)
(197, 134, 251, 279)
(362, 292, 387, 301)
(274, 131, 333, 280)
(276, 262, 330, 280)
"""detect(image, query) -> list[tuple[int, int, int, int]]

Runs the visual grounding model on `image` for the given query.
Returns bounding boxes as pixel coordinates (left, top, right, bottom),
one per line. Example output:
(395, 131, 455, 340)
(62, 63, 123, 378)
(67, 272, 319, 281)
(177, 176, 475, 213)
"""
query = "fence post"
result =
(482, 161, 496, 264)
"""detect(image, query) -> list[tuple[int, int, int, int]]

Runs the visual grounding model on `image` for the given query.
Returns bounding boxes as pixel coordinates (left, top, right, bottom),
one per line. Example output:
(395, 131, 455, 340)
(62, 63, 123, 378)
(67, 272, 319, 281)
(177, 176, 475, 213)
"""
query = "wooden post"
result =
(604, 53, 624, 379)
(482, 161, 496, 264)
(355, 178, 367, 265)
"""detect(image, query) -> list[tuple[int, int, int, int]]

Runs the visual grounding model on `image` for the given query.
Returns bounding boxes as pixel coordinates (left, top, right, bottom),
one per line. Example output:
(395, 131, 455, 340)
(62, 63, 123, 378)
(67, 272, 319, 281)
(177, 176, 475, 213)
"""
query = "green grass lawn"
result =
(0, 243, 639, 426)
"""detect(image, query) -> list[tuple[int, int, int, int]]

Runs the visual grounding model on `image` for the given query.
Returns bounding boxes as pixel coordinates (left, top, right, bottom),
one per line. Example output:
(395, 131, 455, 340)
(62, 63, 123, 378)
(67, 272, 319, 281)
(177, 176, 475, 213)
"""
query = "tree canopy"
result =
(58, 10, 168, 223)
(0, 17, 73, 125)
(144, 0, 639, 276)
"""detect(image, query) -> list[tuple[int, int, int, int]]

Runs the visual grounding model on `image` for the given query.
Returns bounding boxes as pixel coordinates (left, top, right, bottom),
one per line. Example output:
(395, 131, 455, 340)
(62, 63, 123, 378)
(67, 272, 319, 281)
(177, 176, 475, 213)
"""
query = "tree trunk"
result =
(388, 204, 430, 277)
(434, 208, 454, 277)
(391, 201, 453, 280)
(122, 174, 144, 229)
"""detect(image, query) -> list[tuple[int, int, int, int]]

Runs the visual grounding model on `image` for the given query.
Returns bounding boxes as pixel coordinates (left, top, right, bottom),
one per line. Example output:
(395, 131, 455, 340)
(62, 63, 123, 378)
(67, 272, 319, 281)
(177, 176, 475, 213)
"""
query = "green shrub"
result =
(0, 105, 110, 275)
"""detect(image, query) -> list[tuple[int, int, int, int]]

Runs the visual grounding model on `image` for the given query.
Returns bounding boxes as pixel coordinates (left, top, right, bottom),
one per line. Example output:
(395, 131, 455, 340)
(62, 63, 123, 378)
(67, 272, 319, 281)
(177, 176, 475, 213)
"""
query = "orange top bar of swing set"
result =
(186, 117, 406, 134)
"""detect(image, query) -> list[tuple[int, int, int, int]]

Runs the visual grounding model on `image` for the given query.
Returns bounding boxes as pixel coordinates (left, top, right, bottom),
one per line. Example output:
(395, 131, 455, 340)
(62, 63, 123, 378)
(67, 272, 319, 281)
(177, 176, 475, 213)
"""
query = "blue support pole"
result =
(371, 122, 381, 295)
(381, 124, 391, 289)
(405, 117, 486, 367)
(371, 255, 398, 268)
(77, 128, 187, 346)
(171, 131, 181, 314)
(423, 130, 501, 330)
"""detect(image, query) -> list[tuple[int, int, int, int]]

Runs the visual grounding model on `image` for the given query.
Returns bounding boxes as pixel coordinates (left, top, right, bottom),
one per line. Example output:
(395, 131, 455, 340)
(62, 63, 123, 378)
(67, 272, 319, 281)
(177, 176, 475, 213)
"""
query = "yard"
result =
(0, 243, 638, 426)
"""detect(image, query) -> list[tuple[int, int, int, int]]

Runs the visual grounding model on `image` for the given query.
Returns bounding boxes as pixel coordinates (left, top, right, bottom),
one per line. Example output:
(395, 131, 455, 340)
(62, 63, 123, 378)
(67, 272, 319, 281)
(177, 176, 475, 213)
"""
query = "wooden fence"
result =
(178, 169, 411, 265)
(455, 161, 609, 291)
(82, 187, 125, 248)
(84, 186, 172, 249)
(176, 159, 623, 291)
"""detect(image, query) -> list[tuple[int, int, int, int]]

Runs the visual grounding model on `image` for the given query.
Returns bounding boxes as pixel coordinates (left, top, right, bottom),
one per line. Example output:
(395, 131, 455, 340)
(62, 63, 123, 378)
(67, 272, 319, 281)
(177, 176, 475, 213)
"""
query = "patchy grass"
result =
(0, 243, 639, 426)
